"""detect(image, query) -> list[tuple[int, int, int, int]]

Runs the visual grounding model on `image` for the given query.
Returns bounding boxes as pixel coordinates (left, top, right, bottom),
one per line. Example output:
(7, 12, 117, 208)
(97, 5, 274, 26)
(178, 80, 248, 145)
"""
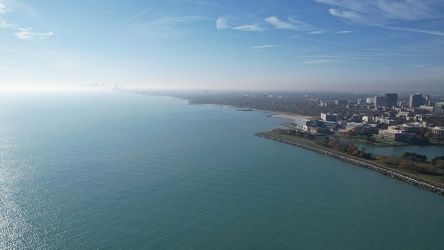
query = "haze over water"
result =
(1, 91, 443, 249)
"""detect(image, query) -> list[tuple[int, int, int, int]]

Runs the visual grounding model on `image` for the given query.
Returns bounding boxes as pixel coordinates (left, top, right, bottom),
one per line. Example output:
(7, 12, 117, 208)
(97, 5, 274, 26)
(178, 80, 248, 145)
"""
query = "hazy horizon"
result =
(1, 0, 444, 91)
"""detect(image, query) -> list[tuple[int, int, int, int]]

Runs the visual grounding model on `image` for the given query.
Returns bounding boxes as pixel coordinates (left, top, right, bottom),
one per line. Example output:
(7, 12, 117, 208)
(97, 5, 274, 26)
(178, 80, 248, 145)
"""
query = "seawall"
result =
(255, 133, 444, 196)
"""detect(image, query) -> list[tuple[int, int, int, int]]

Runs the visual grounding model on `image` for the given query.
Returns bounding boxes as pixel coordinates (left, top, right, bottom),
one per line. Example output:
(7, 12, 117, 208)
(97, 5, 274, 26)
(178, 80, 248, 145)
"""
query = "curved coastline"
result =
(255, 132, 444, 196)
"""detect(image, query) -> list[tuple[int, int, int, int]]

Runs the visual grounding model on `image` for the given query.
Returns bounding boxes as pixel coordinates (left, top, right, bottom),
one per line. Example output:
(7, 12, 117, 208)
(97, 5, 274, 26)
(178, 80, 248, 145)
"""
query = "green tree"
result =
(424, 131, 433, 138)
(399, 160, 418, 170)
(400, 152, 427, 162)
(430, 156, 444, 165)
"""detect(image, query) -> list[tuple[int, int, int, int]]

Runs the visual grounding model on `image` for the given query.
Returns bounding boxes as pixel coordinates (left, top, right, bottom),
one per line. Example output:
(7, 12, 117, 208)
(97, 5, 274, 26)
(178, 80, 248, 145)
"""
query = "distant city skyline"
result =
(1, 0, 444, 92)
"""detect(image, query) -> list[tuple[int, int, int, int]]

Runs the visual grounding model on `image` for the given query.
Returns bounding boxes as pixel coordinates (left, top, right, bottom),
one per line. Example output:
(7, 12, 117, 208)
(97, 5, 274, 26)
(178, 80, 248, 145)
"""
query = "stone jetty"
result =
(256, 133, 444, 196)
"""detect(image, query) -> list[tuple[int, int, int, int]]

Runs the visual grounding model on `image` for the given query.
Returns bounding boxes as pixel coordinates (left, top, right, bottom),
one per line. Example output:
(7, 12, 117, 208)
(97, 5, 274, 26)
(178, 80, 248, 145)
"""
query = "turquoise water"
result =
(1, 91, 444, 249)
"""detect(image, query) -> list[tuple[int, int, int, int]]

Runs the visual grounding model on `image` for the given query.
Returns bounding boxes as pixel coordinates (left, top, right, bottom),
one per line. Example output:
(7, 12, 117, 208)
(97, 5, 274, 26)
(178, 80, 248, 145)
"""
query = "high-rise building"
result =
(385, 93, 398, 107)
(357, 98, 365, 105)
(366, 97, 375, 104)
(434, 104, 444, 114)
(410, 94, 430, 108)
(423, 95, 431, 105)
(375, 96, 388, 107)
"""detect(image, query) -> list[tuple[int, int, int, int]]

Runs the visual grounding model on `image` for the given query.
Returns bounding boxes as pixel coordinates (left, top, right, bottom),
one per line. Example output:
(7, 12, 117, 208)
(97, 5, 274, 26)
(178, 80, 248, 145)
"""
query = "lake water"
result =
(363, 144, 444, 159)
(1, 91, 444, 249)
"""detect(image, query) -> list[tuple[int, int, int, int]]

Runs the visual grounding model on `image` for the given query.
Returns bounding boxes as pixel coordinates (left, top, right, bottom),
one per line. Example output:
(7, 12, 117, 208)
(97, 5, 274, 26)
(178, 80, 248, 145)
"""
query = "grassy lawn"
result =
(334, 134, 408, 147)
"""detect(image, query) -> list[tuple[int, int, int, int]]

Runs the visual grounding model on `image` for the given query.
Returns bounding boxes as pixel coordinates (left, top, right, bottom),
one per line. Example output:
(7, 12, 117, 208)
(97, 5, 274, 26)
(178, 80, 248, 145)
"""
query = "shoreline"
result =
(190, 103, 314, 121)
(269, 112, 313, 121)
(256, 132, 444, 196)
(167, 94, 314, 121)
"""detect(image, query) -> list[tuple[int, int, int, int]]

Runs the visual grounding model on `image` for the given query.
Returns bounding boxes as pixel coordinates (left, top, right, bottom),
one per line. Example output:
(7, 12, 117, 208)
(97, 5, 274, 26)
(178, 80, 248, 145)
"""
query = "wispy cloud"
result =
(294, 35, 402, 61)
(316, 0, 444, 36)
(14, 28, 54, 41)
(165, 18, 192, 23)
(306, 30, 352, 35)
(265, 16, 312, 31)
(216, 16, 229, 30)
(0, 2, 54, 42)
(303, 59, 340, 64)
(0, 2, 7, 13)
(307, 30, 326, 34)
(328, 8, 373, 25)
(316, 0, 444, 22)
(384, 26, 444, 36)
(122, 8, 151, 24)
(232, 24, 262, 32)
(293, 35, 364, 49)
(0, 2, 14, 28)
(0, 18, 15, 28)
(252, 45, 276, 49)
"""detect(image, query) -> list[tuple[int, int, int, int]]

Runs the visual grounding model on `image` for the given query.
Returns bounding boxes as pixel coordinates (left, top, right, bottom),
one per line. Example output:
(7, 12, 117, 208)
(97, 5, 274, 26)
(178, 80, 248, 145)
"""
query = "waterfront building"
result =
(321, 112, 338, 122)
(401, 123, 422, 134)
(345, 123, 378, 135)
(430, 127, 444, 138)
(302, 119, 339, 133)
(303, 125, 330, 133)
(378, 128, 408, 141)
(319, 120, 340, 131)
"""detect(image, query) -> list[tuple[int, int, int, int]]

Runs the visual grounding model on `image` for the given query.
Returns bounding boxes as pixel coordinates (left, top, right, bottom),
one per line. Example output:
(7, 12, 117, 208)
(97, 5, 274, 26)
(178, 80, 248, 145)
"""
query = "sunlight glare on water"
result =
(0, 125, 40, 249)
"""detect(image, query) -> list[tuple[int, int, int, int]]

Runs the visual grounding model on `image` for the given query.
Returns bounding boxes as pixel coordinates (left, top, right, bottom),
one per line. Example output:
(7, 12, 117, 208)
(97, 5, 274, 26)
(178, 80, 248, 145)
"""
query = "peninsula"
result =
(256, 129, 444, 195)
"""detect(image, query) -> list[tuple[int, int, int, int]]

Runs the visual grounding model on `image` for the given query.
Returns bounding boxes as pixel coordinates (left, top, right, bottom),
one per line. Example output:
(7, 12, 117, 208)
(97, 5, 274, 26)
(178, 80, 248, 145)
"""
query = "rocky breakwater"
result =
(256, 133, 444, 196)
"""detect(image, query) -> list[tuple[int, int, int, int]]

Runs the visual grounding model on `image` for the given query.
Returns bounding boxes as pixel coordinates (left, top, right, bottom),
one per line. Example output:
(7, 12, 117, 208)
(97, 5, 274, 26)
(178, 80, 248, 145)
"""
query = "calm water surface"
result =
(1, 91, 443, 249)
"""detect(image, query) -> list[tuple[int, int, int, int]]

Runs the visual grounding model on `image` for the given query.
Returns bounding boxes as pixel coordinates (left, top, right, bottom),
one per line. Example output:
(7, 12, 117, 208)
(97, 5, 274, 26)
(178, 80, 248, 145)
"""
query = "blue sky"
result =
(1, 0, 444, 91)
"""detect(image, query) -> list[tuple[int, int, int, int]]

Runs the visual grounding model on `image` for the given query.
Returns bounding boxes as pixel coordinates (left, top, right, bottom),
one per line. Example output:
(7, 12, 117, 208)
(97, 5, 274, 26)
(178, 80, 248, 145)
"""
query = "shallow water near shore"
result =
(1, 91, 444, 249)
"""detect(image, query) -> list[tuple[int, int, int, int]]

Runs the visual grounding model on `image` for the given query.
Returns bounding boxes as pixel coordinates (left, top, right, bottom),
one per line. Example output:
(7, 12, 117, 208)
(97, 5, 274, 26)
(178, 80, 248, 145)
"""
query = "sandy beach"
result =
(270, 112, 313, 121)
(191, 103, 314, 121)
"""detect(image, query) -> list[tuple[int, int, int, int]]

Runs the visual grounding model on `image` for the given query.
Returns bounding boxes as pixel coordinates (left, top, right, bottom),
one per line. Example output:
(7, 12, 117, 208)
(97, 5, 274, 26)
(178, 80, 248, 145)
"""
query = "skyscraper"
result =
(385, 93, 398, 107)
(375, 96, 388, 107)
(410, 94, 429, 108)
